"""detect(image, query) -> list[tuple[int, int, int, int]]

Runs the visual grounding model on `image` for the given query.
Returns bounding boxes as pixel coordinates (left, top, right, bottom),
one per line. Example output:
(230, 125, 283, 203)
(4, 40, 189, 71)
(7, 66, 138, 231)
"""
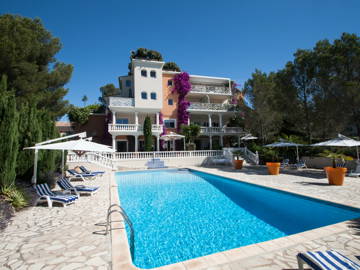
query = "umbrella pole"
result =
(296, 146, 299, 163)
(62, 149, 65, 176)
(31, 149, 39, 185)
(357, 146, 359, 161)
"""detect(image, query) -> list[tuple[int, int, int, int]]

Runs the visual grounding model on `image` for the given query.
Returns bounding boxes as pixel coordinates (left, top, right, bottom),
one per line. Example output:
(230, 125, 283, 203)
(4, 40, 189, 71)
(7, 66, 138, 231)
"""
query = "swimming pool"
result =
(116, 169, 360, 269)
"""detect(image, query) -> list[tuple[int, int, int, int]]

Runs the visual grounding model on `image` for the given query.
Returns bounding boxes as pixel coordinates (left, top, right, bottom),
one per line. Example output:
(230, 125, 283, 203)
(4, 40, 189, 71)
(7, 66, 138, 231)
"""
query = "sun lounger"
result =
(79, 166, 105, 176)
(295, 160, 307, 169)
(34, 183, 78, 208)
(348, 161, 360, 177)
(67, 169, 97, 181)
(57, 177, 99, 196)
(212, 156, 231, 166)
(297, 250, 360, 270)
(280, 159, 290, 168)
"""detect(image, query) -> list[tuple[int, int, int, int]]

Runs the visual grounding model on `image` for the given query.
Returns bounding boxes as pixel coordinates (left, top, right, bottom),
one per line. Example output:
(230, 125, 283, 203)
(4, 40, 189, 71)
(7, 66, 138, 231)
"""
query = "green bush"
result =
(1, 186, 28, 209)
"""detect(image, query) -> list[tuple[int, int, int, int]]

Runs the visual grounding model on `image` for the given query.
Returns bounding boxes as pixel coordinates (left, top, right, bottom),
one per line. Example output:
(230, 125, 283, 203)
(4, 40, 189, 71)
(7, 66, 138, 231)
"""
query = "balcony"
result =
(188, 102, 235, 112)
(190, 84, 231, 95)
(109, 97, 135, 107)
(199, 127, 244, 134)
(108, 124, 163, 134)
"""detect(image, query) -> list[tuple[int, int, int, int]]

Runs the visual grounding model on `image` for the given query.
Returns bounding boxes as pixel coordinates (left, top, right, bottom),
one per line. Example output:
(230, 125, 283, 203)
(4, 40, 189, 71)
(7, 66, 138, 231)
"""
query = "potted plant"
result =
(265, 149, 281, 175)
(322, 152, 348, 186)
(232, 151, 244, 169)
(181, 124, 200, 150)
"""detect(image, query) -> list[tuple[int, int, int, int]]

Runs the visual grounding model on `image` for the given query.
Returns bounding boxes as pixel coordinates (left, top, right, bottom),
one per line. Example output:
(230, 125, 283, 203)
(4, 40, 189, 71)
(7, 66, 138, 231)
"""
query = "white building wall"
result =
(132, 59, 164, 110)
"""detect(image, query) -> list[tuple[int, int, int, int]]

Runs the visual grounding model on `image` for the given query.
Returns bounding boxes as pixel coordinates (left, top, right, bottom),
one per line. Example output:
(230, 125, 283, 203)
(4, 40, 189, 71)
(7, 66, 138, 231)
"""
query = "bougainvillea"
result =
(173, 72, 191, 130)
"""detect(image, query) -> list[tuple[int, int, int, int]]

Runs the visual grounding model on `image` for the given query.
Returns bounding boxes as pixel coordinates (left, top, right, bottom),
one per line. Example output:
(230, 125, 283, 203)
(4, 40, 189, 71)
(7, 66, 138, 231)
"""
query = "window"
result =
(167, 80, 173, 86)
(150, 70, 156, 78)
(164, 119, 176, 129)
(116, 118, 129, 124)
(168, 99, 173, 105)
(125, 80, 131, 87)
(141, 92, 147, 99)
(151, 92, 157, 100)
(141, 70, 147, 77)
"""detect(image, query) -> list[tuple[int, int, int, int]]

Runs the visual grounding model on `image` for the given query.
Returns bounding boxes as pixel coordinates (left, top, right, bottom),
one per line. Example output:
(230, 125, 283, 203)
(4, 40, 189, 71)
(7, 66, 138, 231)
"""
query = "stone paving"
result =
(2, 163, 360, 270)
(0, 163, 111, 270)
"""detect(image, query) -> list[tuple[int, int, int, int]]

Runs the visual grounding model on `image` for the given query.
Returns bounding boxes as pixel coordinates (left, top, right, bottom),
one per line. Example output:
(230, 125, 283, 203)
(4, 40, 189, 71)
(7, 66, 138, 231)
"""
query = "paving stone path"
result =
(2, 164, 360, 270)
(0, 163, 111, 270)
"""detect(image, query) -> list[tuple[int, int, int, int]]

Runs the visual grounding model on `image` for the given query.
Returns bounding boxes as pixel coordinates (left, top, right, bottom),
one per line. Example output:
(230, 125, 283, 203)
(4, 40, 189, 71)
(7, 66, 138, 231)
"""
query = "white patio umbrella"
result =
(241, 134, 258, 141)
(25, 138, 115, 184)
(311, 134, 360, 160)
(265, 139, 304, 162)
(160, 132, 185, 151)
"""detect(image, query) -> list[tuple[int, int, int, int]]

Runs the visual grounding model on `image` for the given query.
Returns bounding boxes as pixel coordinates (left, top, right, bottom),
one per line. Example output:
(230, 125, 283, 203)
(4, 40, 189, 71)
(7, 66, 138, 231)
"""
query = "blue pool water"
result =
(116, 169, 360, 269)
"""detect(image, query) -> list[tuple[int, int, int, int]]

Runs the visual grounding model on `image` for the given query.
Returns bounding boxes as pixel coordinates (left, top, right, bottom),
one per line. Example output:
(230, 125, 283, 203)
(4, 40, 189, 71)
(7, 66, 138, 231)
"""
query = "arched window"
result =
(141, 92, 147, 99)
(141, 70, 147, 77)
(151, 92, 157, 100)
(150, 70, 156, 78)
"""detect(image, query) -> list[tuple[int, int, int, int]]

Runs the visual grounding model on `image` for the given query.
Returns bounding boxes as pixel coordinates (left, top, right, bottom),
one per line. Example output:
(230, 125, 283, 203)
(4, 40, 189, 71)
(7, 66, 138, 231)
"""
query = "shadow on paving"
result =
(346, 218, 360, 236)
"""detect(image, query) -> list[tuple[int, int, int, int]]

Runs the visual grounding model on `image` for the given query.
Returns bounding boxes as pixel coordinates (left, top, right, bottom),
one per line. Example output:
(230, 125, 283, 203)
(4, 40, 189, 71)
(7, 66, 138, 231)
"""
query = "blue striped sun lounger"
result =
(67, 169, 97, 181)
(34, 183, 78, 208)
(297, 250, 360, 270)
(57, 177, 99, 196)
(79, 166, 105, 176)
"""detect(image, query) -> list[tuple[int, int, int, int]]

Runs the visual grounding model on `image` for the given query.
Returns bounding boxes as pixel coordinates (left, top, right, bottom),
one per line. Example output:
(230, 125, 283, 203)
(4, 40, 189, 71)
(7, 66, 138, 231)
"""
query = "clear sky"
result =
(2, 0, 360, 109)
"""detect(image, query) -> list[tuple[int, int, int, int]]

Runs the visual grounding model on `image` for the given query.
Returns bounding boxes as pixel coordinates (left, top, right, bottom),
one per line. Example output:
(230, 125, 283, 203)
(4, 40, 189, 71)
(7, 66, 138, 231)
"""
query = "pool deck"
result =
(1, 163, 360, 269)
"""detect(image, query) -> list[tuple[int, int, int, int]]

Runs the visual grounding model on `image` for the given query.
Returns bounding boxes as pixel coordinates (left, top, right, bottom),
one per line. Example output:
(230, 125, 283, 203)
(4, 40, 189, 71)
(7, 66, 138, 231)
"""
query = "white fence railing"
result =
(200, 127, 244, 134)
(191, 84, 231, 95)
(67, 152, 114, 169)
(109, 97, 135, 107)
(108, 124, 163, 133)
(111, 150, 223, 160)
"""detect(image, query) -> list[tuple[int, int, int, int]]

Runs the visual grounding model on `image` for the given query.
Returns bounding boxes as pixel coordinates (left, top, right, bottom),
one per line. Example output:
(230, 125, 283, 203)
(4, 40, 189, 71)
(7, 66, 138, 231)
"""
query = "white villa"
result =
(107, 58, 245, 152)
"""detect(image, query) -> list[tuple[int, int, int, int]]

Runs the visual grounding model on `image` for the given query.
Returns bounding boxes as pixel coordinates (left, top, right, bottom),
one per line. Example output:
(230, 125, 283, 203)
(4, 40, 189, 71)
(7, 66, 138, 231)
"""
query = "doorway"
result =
(116, 140, 128, 152)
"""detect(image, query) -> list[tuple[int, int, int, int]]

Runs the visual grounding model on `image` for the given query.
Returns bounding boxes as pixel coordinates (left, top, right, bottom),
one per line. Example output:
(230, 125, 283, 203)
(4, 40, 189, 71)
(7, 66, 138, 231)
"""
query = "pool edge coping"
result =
(111, 167, 359, 270)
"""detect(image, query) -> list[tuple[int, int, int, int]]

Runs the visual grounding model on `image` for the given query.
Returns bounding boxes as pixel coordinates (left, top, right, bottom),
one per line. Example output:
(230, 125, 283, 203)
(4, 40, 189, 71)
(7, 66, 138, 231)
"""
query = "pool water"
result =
(116, 169, 360, 269)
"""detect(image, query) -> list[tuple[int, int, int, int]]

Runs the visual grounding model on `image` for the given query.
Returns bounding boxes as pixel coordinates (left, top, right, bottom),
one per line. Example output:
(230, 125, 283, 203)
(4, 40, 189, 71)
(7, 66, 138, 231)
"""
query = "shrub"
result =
(1, 186, 28, 209)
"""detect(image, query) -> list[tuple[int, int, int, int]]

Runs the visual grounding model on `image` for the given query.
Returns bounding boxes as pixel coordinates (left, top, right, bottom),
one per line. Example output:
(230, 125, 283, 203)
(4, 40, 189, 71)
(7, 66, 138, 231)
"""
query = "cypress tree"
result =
(143, 116, 153, 151)
(0, 75, 19, 189)
(16, 103, 42, 179)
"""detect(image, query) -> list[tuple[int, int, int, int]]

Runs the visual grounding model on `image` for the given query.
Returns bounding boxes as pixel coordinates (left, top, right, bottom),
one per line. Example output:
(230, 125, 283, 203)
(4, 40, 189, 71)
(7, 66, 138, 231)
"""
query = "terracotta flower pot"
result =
(325, 167, 347, 186)
(266, 162, 281, 175)
(233, 160, 244, 169)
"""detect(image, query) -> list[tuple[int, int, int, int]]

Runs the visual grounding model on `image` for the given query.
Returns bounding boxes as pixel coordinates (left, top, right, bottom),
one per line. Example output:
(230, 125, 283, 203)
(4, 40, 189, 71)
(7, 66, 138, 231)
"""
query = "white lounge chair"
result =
(297, 250, 360, 270)
(146, 158, 167, 169)
(79, 166, 105, 177)
(67, 169, 97, 181)
(57, 177, 99, 196)
(348, 161, 360, 177)
(295, 160, 307, 169)
(34, 183, 78, 208)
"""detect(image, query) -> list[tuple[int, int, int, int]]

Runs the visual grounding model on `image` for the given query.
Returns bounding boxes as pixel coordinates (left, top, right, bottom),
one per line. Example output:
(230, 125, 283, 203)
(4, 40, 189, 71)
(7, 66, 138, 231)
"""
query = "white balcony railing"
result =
(199, 127, 243, 134)
(111, 150, 223, 160)
(108, 124, 163, 133)
(188, 102, 235, 111)
(109, 97, 135, 107)
(191, 84, 231, 95)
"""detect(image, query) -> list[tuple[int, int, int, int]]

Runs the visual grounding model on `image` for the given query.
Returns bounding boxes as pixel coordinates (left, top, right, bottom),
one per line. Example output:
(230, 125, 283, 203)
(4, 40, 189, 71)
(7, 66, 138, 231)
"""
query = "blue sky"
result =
(2, 0, 360, 110)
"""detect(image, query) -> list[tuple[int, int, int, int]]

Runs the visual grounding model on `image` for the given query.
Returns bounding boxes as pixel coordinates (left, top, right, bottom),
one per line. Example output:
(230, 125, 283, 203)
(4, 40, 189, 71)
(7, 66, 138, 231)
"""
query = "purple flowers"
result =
(173, 72, 191, 130)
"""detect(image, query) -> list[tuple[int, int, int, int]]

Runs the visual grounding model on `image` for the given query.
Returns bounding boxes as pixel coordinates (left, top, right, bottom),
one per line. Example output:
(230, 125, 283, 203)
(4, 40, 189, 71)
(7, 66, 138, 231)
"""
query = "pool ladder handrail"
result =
(106, 204, 135, 258)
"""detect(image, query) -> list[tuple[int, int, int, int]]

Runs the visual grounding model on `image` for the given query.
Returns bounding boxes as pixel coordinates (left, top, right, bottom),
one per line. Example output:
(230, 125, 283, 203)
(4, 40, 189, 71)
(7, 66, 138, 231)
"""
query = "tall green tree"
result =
(82, 95, 88, 106)
(143, 116, 153, 151)
(163, 62, 181, 72)
(99, 83, 120, 107)
(0, 75, 19, 188)
(0, 14, 73, 119)
(243, 70, 282, 143)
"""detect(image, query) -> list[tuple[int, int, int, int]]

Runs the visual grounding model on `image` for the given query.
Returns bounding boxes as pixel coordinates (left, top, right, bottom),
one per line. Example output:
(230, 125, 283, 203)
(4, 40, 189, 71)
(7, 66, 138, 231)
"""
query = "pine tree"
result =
(143, 116, 153, 151)
(0, 75, 19, 189)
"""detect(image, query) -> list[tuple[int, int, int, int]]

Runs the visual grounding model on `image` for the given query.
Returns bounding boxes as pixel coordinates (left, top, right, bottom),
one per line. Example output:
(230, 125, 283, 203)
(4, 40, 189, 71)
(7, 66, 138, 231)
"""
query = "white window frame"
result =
(141, 70, 147, 77)
(150, 92, 157, 100)
(141, 91, 147, 99)
(150, 70, 156, 78)
(164, 119, 177, 129)
(168, 99, 173, 105)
